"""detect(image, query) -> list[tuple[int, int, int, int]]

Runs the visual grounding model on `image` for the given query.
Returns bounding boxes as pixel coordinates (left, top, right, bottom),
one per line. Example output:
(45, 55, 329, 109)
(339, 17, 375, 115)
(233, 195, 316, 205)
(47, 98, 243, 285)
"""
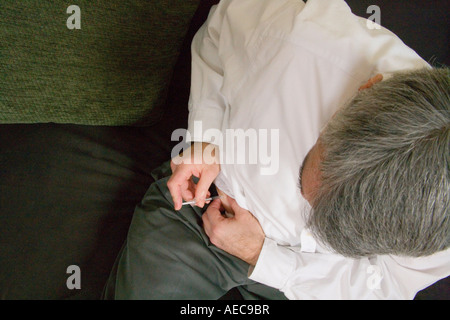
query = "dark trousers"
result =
(103, 162, 287, 300)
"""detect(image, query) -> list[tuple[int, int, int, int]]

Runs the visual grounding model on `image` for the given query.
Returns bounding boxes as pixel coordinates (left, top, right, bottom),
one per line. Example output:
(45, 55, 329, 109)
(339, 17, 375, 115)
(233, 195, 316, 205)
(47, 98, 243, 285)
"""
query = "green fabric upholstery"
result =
(0, 0, 200, 125)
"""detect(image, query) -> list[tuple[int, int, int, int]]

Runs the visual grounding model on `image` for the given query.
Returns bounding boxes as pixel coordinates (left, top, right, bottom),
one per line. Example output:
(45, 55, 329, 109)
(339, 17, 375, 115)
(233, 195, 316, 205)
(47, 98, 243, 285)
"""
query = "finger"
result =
(202, 199, 223, 236)
(170, 159, 176, 173)
(180, 178, 195, 202)
(201, 209, 211, 235)
(228, 197, 244, 217)
(167, 166, 192, 210)
(186, 177, 196, 198)
(204, 191, 212, 204)
(205, 200, 225, 229)
(180, 185, 194, 202)
(195, 169, 218, 208)
(205, 199, 223, 223)
(207, 198, 222, 211)
(167, 181, 182, 210)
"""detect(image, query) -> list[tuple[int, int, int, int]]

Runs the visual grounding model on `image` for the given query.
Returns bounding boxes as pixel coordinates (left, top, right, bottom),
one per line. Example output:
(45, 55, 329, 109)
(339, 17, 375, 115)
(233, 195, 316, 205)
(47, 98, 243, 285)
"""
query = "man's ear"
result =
(359, 73, 383, 91)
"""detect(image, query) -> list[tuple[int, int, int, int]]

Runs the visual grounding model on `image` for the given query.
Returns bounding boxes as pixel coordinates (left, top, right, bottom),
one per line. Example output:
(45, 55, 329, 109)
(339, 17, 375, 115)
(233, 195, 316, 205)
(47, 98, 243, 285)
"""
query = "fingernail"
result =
(196, 200, 204, 208)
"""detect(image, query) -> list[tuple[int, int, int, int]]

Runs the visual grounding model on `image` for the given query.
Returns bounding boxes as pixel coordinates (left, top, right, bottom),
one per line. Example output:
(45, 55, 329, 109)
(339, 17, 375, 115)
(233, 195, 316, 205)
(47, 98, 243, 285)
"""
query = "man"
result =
(104, 0, 449, 299)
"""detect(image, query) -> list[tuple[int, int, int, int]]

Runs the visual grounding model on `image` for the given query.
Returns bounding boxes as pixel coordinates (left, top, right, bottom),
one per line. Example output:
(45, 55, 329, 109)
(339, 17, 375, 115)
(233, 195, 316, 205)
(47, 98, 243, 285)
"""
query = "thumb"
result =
(208, 198, 222, 211)
(228, 196, 244, 217)
(195, 168, 218, 207)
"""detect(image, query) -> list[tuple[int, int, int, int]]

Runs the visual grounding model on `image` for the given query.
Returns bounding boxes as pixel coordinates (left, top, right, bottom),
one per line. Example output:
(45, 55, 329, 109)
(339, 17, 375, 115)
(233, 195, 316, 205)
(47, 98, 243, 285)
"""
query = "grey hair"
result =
(307, 67, 449, 258)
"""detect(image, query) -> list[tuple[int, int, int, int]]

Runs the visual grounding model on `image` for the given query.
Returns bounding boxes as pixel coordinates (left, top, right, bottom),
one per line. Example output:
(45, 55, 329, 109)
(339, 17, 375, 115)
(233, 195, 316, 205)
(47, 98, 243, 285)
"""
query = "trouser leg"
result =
(108, 176, 253, 299)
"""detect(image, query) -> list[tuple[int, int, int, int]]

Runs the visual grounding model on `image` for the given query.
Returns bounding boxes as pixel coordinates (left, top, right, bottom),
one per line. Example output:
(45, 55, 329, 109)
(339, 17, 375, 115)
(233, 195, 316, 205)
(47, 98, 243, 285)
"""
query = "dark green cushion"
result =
(0, 0, 200, 125)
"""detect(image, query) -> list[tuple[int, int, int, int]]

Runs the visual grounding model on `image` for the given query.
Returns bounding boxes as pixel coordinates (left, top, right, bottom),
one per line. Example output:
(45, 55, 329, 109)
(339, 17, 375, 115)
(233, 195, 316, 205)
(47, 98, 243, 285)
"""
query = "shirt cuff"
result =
(248, 237, 296, 290)
(187, 107, 224, 144)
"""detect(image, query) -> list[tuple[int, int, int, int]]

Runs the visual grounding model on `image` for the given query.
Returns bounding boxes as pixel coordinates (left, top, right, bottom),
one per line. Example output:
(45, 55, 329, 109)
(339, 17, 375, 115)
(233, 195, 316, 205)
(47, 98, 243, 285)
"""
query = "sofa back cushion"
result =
(0, 0, 200, 126)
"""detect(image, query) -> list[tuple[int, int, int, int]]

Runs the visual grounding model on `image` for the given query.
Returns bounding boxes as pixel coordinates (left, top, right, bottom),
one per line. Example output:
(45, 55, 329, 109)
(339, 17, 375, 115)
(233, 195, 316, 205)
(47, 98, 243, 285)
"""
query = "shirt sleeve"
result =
(187, 1, 231, 143)
(249, 238, 450, 300)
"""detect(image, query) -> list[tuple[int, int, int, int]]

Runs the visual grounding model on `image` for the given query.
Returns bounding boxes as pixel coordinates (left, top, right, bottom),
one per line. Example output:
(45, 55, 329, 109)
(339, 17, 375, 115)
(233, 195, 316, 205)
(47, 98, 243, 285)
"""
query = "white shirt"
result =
(186, 0, 450, 299)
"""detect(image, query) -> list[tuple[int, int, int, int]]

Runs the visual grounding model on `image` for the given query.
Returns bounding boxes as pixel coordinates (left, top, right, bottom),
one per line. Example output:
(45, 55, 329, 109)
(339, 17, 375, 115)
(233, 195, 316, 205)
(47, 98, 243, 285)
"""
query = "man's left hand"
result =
(202, 196, 265, 266)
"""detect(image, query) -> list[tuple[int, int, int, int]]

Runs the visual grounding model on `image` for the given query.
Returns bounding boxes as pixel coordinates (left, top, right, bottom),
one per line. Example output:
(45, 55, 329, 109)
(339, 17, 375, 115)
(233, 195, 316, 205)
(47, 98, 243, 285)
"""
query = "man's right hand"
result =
(167, 142, 220, 210)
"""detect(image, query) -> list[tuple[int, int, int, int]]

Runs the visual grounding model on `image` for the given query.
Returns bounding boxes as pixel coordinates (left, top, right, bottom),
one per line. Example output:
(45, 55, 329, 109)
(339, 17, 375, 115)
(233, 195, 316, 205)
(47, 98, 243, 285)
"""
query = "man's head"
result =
(300, 67, 449, 258)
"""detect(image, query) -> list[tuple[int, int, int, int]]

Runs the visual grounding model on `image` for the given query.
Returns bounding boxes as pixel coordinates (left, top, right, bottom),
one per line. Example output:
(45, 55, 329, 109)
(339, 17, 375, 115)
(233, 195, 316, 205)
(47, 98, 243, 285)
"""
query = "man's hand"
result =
(168, 142, 220, 210)
(202, 196, 265, 266)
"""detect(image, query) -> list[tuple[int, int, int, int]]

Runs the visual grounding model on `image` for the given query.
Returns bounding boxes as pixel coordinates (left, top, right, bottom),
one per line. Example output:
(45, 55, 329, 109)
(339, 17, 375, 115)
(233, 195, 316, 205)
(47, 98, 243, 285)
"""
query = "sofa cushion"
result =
(0, 0, 200, 126)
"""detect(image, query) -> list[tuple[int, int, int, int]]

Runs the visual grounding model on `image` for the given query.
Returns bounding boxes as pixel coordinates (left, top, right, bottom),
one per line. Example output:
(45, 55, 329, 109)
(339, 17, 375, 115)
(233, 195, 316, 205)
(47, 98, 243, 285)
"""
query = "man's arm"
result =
(168, 1, 232, 209)
(187, 1, 231, 143)
(249, 238, 450, 300)
(202, 197, 450, 300)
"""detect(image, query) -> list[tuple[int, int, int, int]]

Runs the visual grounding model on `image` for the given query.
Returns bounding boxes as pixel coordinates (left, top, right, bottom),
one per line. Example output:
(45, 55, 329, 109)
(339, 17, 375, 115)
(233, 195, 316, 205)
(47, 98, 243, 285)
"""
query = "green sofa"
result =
(0, 0, 448, 299)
